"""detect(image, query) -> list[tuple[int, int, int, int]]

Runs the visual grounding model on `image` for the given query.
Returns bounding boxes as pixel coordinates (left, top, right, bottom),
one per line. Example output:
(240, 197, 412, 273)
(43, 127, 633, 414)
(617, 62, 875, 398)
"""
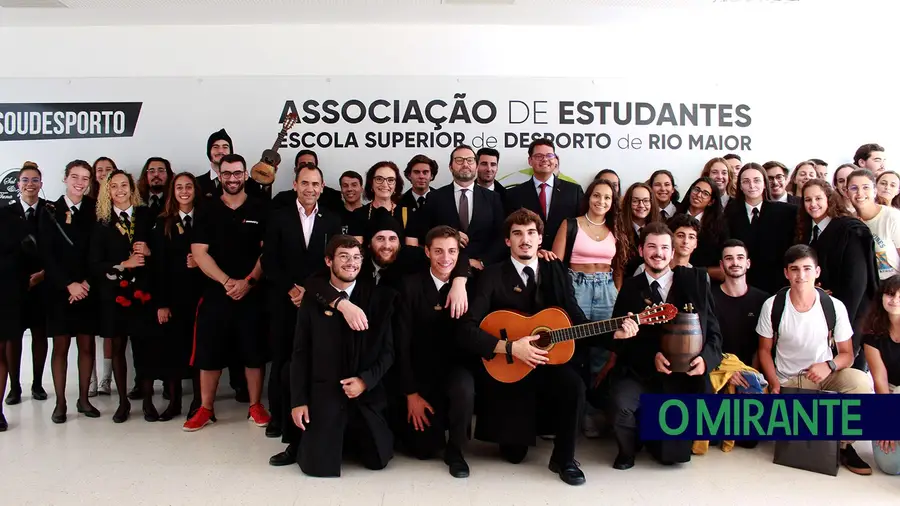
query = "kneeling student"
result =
(290, 235, 397, 477)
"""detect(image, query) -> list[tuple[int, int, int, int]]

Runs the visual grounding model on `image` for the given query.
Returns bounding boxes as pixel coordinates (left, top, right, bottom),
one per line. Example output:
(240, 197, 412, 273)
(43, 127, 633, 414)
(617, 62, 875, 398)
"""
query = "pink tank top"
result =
(570, 224, 616, 264)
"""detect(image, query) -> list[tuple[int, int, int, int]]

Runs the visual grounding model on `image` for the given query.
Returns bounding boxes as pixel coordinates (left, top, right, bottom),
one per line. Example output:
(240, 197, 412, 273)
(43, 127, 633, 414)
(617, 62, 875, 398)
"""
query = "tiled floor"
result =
(2, 342, 899, 506)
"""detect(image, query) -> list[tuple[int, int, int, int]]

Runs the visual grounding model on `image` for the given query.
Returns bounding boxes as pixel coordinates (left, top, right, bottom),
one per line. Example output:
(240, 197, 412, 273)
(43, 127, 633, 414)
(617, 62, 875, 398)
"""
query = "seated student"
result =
(290, 235, 397, 478)
(714, 239, 770, 367)
(609, 222, 722, 470)
(862, 275, 900, 475)
(756, 244, 874, 475)
(394, 226, 475, 478)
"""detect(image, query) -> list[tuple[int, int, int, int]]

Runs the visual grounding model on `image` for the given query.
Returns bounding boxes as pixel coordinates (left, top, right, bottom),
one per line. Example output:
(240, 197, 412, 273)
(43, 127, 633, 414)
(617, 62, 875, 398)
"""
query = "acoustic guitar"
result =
(480, 304, 677, 383)
(249, 113, 298, 186)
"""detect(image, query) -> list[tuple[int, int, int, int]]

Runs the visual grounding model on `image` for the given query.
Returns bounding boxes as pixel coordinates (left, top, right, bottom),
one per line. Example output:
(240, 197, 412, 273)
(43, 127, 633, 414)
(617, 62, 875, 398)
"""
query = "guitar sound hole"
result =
(531, 329, 553, 350)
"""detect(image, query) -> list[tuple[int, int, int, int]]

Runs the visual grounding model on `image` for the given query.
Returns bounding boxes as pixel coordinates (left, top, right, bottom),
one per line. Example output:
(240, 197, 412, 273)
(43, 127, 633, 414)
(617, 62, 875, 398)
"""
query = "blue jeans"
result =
(569, 270, 616, 375)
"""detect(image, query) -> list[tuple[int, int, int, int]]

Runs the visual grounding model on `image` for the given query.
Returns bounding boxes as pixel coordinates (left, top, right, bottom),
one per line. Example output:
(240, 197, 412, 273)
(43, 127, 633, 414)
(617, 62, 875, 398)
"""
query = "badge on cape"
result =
(434, 304, 443, 311)
(65, 211, 72, 224)
(513, 285, 523, 293)
(324, 310, 334, 317)
(176, 223, 184, 235)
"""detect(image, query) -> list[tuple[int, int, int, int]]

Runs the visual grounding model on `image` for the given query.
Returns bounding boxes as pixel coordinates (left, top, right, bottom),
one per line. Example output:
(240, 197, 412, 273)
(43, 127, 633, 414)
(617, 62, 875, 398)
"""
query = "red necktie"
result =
(538, 183, 548, 218)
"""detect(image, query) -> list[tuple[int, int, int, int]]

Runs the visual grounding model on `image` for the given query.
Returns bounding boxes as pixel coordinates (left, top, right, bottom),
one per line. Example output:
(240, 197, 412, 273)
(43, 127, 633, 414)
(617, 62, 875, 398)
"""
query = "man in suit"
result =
(458, 208, 637, 485)
(3, 162, 49, 405)
(609, 221, 723, 470)
(394, 225, 475, 478)
(504, 138, 584, 256)
(476, 147, 506, 207)
(763, 161, 802, 205)
(407, 144, 506, 272)
(399, 154, 438, 212)
(289, 235, 397, 477)
(264, 163, 342, 452)
(272, 150, 344, 213)
(726, 164, 798, 295)
(137, 157, 173, 216)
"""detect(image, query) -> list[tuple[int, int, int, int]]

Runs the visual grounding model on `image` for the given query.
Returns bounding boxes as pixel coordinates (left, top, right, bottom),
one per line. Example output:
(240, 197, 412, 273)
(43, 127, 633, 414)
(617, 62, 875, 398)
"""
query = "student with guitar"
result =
(458, 208, 643, 486)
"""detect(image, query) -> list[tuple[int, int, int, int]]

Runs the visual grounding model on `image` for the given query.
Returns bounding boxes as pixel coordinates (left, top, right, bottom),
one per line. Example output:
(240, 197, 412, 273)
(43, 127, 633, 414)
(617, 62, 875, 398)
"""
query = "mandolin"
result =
(249, 113, 298, 186)
(480, 303, 677, 383)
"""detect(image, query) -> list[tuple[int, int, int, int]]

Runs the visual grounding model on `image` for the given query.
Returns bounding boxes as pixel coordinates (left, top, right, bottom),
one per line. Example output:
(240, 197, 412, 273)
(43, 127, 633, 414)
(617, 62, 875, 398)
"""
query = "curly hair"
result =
(863, 274, 900, 336)
(580, 178, 631, 276)
(794, 179, 850, 244)
(96, 169, 143, 224)
(701, 157, 736, 198)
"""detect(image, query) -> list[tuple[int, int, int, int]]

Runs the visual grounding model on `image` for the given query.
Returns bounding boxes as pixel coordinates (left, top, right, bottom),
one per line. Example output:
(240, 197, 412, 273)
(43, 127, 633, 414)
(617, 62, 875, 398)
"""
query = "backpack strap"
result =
(770, 286, 838, 362)
(815, 287, 837, 352)
(770, 287, 790, 362)
(562, 217, 579, 266)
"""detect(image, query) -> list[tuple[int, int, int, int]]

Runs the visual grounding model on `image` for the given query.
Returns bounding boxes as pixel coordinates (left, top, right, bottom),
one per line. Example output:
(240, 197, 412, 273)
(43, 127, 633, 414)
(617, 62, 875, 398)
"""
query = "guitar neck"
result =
(272, 132, 286, 150)
(548, 314, 639, 344)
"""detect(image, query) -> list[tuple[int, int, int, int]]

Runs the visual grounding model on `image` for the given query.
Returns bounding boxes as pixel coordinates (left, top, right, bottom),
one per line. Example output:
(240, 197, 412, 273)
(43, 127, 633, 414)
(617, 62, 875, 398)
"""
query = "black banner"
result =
(0, 169, 20, 207)
(0, 102, 143, 141)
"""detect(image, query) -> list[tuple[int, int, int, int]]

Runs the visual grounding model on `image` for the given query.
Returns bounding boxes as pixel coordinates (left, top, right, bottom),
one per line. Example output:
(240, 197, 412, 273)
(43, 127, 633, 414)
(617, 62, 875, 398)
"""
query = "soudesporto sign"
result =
(0, 102, 143, 141)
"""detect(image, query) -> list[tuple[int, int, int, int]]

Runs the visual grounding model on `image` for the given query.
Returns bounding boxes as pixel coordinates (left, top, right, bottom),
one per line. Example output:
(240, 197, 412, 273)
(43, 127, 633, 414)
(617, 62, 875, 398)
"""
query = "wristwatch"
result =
(826, 360, 837, 373)
(245, 275, 257, 287)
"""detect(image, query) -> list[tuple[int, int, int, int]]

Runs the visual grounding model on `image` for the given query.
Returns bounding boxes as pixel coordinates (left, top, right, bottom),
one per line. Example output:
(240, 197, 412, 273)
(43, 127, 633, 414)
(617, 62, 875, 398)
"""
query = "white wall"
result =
(1, 2, 898, 198)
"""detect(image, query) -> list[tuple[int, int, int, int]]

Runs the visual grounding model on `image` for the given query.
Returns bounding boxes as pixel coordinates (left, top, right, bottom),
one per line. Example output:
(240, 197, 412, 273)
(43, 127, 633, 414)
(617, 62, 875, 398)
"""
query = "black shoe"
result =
(549, 460, 586, 486)
(0, 413, 7, 431)
(841, 445, 872, 475)
(162, 381, 171, 401)
(265, 424, 282, 439)
(736, 440, 759, 449)
(31, 385, 48, 401)
(51, 405, 67, 424)
(5, 388, 22, 406)
(444, 447, 470, 478)
(234, 388, 250, 404)
(499, 444, 528, 464)
(269, 444, 298, 466)
(127, 386, 143, 400)
(158, 403, 182, 422)
(613, 453, 635, 470)
(113, 402, 131, 423)
(143, 402, 160, 422)
(76, 399, 101, 418)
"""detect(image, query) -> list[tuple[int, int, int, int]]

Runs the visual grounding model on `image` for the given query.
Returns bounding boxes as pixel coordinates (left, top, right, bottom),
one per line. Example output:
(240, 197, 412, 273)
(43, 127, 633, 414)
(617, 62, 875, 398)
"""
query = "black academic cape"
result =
(611, 266, 723, 462)
(0, 206, 29, 331)
(458, 258, 601, 446)
(725, 200, 797, 295)
(290, 278, 397, 477)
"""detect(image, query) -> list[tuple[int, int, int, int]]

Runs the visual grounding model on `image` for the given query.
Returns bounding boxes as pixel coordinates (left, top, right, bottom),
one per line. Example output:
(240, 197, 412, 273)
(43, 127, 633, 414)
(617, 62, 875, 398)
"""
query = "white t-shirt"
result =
(864, 205, 900, 279)
(755, 289, 853, 383)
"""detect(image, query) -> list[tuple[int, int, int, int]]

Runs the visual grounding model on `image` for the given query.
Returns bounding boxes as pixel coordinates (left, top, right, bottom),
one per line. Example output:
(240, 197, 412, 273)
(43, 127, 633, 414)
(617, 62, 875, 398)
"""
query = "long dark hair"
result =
(137, 157, 174, 201)
(680, 176, 727, 245)
(863, 275, 900, 336)
(795, 179, 850, 244)
(580, 178, 631, 275)
(733, 163, 772, 204)
(161, 172, 198, 238)
(90, 156, 118, 197)
(364, 161, 404, 202)
(648, 169, 680, 206)
(622, 182, 661, 227)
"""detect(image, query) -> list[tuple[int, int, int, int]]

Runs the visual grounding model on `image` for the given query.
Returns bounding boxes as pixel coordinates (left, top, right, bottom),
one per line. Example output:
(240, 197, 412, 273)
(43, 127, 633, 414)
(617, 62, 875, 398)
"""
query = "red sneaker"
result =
(183, 406, 216, 432)
(248, 403, 271, 427)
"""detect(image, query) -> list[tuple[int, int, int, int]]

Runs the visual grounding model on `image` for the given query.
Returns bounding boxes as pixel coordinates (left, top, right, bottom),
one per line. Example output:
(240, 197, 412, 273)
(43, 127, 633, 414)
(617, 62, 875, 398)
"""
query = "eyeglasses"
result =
(768, 174, 785, 182)
(336, 253, 363, 263)
(631, 198, 652, 206)
(220, 170, 244, 180)
(18, 177, 41, 184)
(373, 176, 396, 185)
(691, 187, 712, 198)
(453, 157, 476, 165)
(847, 184, 873, 194)
(531, 153, 558, 162)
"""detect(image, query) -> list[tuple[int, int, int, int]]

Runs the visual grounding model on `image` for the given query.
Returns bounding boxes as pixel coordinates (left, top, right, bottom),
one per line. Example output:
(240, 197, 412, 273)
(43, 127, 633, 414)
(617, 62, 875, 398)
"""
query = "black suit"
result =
(459, 258, 601, 464)
(610, 266, 723, 463)
(504, 176, 584, 251)
(409, 183, 506, 266)
(393, 269, 474, 459)
(262, 204, 341, 440)
(399, 187, 435, 212)
(40, 196, 98, 337)
(725, 200, 797, 295)
(290, 278, 396, 477)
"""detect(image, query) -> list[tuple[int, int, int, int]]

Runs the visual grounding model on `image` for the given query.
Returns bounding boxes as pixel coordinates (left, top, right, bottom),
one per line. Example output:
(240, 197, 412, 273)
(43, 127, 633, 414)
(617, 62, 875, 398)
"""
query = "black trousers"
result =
(280, 362, 300, 445)
(399, 367, 475, 460)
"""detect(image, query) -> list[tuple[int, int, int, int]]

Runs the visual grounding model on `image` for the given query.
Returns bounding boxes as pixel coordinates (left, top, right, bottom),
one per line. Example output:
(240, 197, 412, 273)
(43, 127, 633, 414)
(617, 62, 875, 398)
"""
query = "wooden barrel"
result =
(661, 312, 704, 373)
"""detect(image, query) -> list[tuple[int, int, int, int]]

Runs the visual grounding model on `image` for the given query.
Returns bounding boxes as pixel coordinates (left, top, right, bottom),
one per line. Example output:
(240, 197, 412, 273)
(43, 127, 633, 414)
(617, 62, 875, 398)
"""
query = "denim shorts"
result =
(568, 270, 617, 374)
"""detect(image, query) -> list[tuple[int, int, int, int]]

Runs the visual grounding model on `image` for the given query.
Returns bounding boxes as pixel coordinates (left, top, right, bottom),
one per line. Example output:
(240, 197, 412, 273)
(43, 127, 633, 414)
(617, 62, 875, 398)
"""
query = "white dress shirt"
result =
(811, 216, 832, 241)
(645, 268, 674, 301)
(179, 209, 194, 221)
(19, 198, 37, 214)
(774, 192, 789, 203)
(533, 176, 554, 215)
(661, 202, 677, 218)
(115, 206, 134, 220)
(720, 194, 730, 208)
(331, 280, 356, 298)
(453, 182, 475, 221)
(511, 256, 540, 286)
(296, 201, 318, 246)
(431, 271, 449, 293)
(745, 201, 762, 223)
(64, 195, 81, 211)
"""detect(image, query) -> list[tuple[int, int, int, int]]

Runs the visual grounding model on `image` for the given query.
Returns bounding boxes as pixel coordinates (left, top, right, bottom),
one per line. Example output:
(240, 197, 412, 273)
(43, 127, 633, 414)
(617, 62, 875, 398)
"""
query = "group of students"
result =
(2, 131, 900, 482)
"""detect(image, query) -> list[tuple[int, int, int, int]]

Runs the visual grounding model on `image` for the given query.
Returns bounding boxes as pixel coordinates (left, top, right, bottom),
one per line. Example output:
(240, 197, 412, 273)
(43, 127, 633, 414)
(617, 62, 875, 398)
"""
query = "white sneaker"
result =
(582, 414, 601, 439)
(88, 369, 98, 397)
(98, 379, 111, 396)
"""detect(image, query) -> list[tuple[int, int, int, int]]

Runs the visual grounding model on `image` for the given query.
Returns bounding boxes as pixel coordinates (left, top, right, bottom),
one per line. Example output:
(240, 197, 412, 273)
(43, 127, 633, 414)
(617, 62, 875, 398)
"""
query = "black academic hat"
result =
(207, 128, 233, 161)
(365, 207, 404, 244)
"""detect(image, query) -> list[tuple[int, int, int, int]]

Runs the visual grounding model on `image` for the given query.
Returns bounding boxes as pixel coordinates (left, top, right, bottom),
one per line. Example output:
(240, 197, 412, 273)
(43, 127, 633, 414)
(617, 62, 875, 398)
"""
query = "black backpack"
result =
(769, 286, 837, 361)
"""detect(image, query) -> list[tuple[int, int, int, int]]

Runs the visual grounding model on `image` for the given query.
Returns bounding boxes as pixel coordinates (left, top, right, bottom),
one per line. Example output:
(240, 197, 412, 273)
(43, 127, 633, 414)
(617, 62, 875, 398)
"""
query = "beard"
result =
(150, 182, 166, 193)
(372, 246, 399, 266)
(223, 181, 245, 195)
(332, 264, 358, 283)
(645, 255, 669, 274)
(725, 266, 746, 279)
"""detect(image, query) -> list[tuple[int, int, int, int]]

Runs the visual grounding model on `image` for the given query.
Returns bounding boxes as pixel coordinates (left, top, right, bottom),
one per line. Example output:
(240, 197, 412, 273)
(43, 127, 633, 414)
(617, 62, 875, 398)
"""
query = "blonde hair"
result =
(96, 169, 143, 224)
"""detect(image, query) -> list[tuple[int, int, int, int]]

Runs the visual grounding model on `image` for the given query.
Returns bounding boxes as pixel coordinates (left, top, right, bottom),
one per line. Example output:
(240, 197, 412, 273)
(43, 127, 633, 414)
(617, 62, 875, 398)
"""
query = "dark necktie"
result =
(650, 280, 663, 305)
(750, 207, 759, 226)
(417, 196, 426, 209)
(120, 211, 130, 228)
(523, 266, 536, 292)
(183, 215, 193, 233)
(661, 209, 668, 219)
(811, 224, 820, 244)
(25, 207, 35, 222)
(439, 283, 451, 304)
(538, 183, 548, 218)
(70, 205, 78, 216)
(458, 189, 469, 232)
(150, 195, 160, 209)
(339, 290, 349, 300)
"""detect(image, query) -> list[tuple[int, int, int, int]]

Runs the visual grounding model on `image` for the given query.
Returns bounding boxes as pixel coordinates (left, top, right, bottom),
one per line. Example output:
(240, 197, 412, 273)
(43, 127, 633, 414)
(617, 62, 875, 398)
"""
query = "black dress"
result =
(150, 214, 205, 379)
(40, 196, 98, 337)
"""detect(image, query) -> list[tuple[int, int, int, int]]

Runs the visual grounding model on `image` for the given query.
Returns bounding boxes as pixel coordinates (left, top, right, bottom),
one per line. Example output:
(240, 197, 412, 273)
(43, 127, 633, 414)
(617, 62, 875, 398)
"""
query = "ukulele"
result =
(249, 113, 298, 186)
(480, 303, 677, 383)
